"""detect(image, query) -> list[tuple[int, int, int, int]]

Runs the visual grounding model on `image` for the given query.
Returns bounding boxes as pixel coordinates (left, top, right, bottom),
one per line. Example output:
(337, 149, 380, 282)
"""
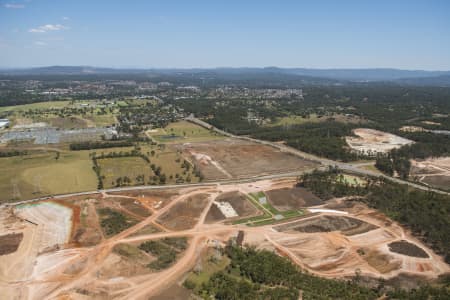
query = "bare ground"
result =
(177, 139, 318, 180)
(0, 180, 448, 299)
(205, 191, 260, 223)
(274, 215, 378, 236)
(388, 240, 429, 258)
(0, 232, 23, 255)
(266, 186, 322, 210)
(157, 193, 210, 230)
(410, 157, 450, 190)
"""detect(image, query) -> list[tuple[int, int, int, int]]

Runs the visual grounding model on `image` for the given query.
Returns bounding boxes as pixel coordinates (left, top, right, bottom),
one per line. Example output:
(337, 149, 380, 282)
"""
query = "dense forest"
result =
(298, 168, 450, 264)
(251, 121, 363, 161)
(192, 245, 450, 299)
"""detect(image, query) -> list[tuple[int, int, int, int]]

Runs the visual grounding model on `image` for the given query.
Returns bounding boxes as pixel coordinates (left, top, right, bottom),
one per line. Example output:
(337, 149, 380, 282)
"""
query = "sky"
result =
(0, 0, 449, 70)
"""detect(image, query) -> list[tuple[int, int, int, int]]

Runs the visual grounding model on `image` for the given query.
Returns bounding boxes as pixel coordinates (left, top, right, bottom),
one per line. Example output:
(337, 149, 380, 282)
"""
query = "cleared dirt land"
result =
(151, 283, 192, 300)
(260, 202, 448, 279)
(0, 181, 448, 299)
(410, 157, 450, 190)
(157, 193, 210, 230)
(0, 232, 23, 255)
(266, 186, 322, 210)
(70, 199, 104, 247)
(205, 191, 259, 223)
(0, 201, 74, 299)
(110, 189, 182, 211)
(178, 139, 318, 180)
(388, 240, 429, 258)
(274, 215, 378, 236)
(346, 128, 413, 154)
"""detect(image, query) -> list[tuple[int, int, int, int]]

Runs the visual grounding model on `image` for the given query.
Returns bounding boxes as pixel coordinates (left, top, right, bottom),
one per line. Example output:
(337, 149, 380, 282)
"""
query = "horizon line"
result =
(1, 65, 450, 72)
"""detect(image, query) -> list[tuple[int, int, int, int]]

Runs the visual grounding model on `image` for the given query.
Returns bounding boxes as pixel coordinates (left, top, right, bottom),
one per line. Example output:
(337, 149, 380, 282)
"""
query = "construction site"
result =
(0, 177, 448, 299)
(346, 128, 414, 155)
(410, 157, 450, 191)
(176, 138, 318, 180)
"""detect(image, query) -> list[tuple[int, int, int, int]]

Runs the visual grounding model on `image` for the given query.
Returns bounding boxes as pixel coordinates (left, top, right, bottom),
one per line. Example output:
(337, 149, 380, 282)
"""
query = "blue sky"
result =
(0, 0, 449, 69)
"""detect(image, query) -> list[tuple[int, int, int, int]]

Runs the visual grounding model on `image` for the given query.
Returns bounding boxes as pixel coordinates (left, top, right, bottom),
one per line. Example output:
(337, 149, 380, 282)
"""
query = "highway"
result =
(1, 118, 448, 208)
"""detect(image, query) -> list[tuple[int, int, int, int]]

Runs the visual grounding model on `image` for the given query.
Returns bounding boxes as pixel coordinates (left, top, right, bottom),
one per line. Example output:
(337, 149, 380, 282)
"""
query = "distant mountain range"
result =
(1, 66, 450, 86)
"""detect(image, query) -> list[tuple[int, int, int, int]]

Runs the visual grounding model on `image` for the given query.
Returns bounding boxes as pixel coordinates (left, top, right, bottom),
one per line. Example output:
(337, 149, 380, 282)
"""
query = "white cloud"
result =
(29, 24, 68, 33)
(62, 16, 70, 21)
(4, 3, 25, 9)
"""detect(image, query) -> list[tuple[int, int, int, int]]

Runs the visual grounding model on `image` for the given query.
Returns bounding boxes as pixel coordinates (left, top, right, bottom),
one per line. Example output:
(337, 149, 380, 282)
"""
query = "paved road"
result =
(186, 116, 450, 195)
(0, 169, 323, 208)
(1, 118, 448, 208)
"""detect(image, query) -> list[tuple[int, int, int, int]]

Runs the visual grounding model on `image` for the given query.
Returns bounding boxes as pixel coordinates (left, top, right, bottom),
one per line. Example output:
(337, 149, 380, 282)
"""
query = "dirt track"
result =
(1, 179, 449, 300)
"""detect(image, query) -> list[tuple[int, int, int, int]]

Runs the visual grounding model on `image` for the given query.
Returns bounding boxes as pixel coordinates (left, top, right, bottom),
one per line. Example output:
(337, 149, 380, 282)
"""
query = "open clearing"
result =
(0, 232, 23, 255)
(0, 181, 448, 299)
(410, 157, 450, 191)
(0, 143, 200, 203)
(1, 100, 118, 128)
(178, 139, 318, 180)
(98, 156, 153, 188)
(346, 128, 413, 154)
(97, 145, 200, 187)
(148, 120, 224, 143)
(0, 151, 97, 203)
(266, 113, 366, 127)
(388, 240, 429, 258)
(157, 193, 210, 230)
(0, 101, 71, 113)
(70, 198, 104, 247)
(274, 215, 378, 236)
(265, 186, 322, 210)
(205, 191, 259, 223)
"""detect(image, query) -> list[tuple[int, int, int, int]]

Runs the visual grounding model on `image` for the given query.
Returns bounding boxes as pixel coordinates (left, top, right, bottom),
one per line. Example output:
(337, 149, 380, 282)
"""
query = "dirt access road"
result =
(3, 179, 449, 300)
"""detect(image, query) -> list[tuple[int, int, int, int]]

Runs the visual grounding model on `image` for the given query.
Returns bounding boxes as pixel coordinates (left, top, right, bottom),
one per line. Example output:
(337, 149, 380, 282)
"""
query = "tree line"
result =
(375, 132, 450, 179)
(69, 140, 133, 150)
(298, 168, 450, 264)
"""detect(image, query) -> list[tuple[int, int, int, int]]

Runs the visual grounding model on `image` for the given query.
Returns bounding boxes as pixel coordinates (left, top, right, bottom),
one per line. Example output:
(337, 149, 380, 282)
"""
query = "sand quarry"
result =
(410, 157, 450, 190)
(0, 178, 448, 299)
(346, 128, 414, 154)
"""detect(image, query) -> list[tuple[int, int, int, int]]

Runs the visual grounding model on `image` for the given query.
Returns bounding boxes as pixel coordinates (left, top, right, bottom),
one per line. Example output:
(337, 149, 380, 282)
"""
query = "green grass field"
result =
(337, 174, 367, 186)
(0, 141, 202, 202)
(0, 101, 71, 113)
(233, 192, 304, 226)
(84, 113, 117, 127)
(140, 144, 201, 183)
(98, 156, 153, 188)
(97, 144, 200, 188)
(266, 114, 323, 127)
(266, 113, 366, 127)
(0, 150, 97, 203)
(149, 120, 224, 143)
(1, 100, 118, 128)
(14, 110, 116, 128)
